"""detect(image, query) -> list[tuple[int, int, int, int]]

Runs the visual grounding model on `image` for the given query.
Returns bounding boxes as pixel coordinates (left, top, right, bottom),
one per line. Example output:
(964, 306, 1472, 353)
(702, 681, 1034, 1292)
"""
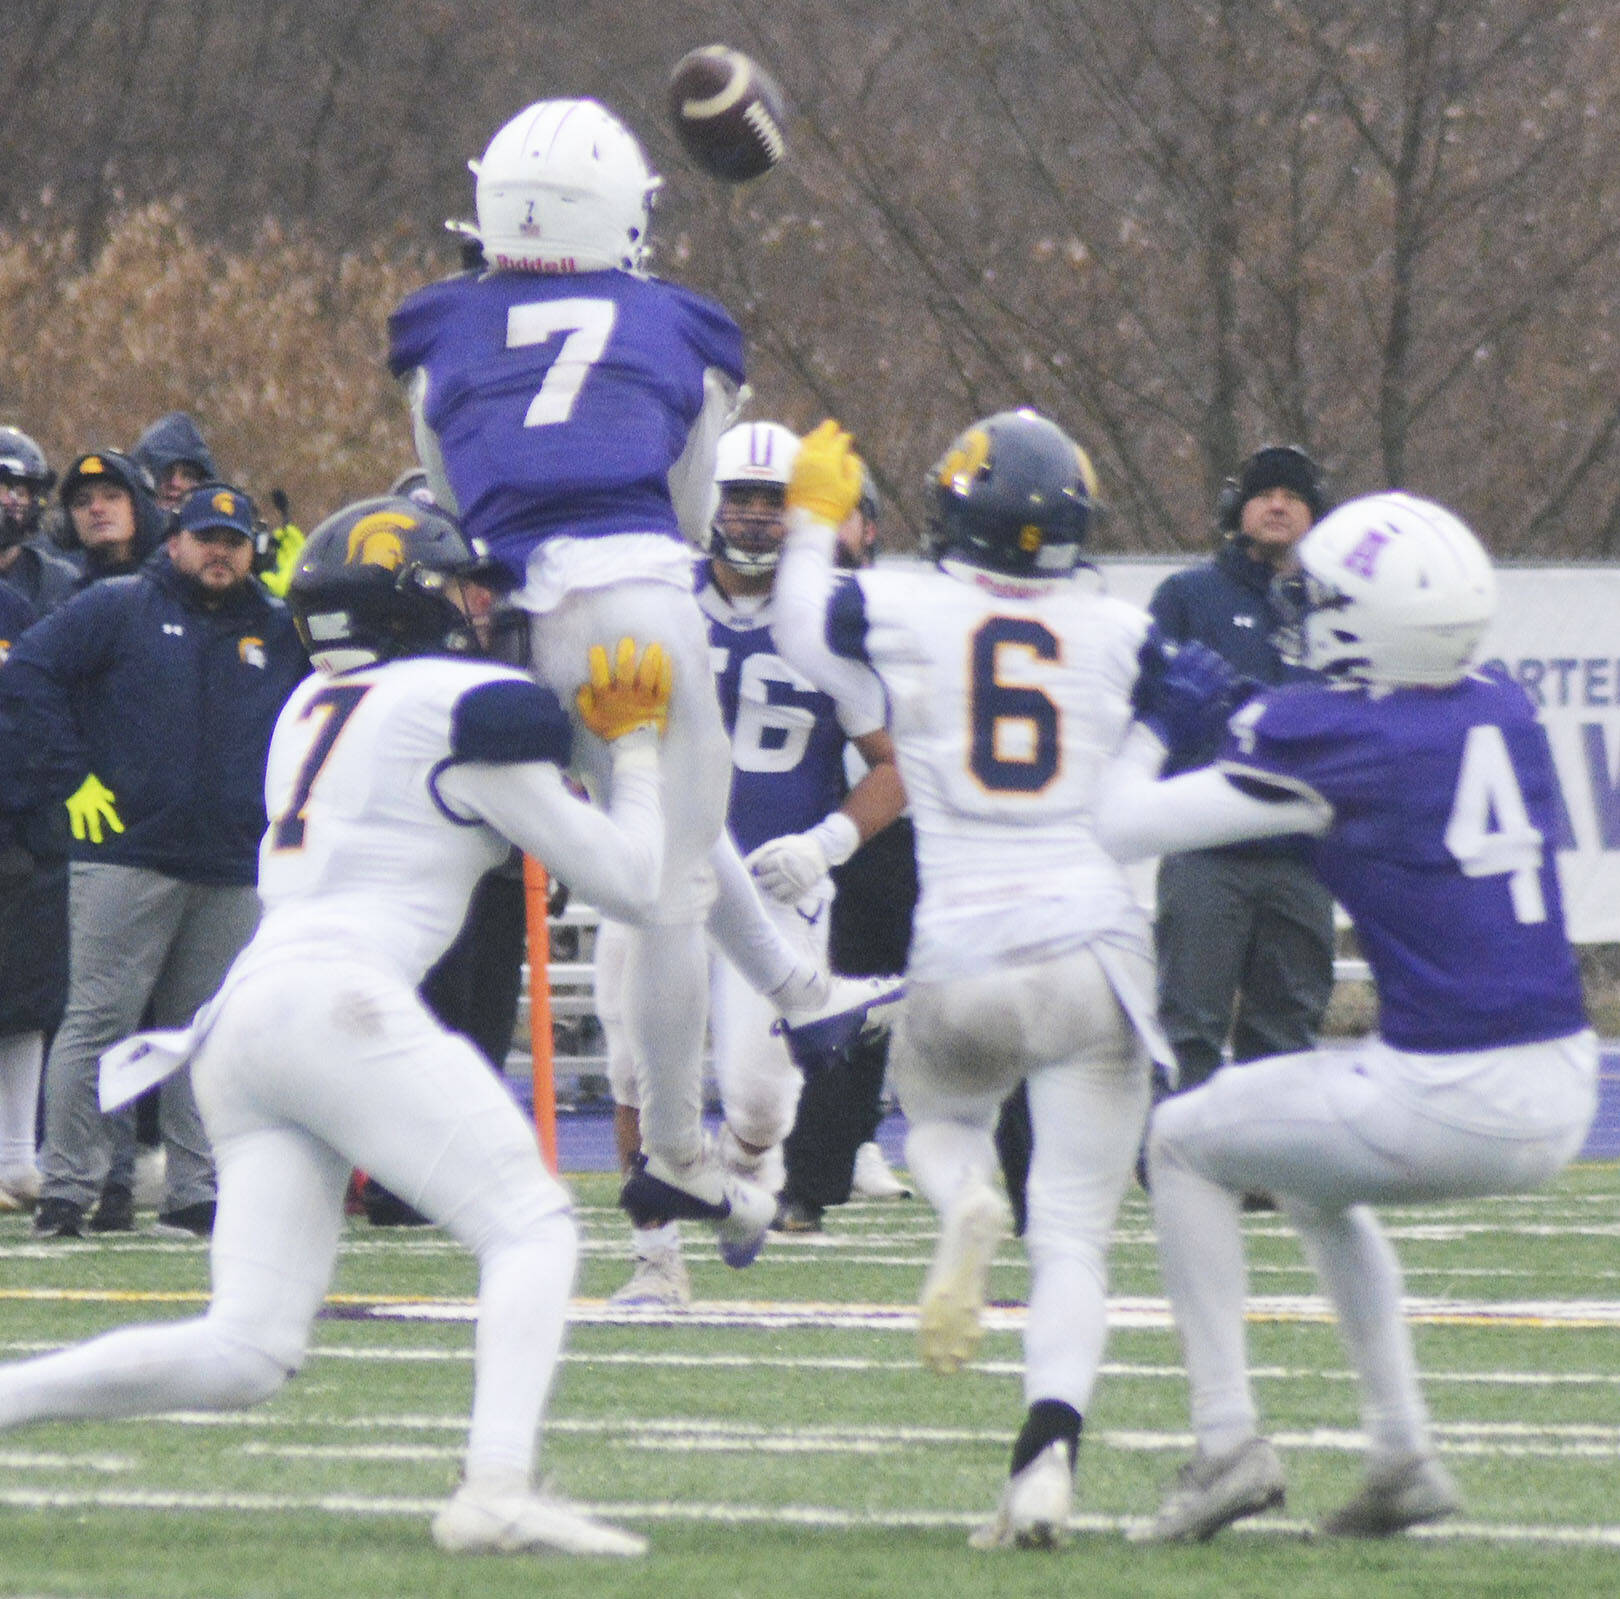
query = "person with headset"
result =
(0, 482, 307, 1239)
(1145, 445, 1337, 1110)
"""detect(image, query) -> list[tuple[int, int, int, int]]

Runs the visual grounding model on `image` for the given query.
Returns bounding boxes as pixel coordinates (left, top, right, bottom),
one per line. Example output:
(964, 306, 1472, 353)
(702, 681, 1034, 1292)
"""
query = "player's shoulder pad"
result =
(449, 677, 573, 766)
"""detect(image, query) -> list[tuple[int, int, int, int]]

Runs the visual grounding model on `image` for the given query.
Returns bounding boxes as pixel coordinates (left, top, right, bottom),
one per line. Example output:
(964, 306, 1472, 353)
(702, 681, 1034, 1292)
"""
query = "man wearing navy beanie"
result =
(1145, 445, 1337, 1115)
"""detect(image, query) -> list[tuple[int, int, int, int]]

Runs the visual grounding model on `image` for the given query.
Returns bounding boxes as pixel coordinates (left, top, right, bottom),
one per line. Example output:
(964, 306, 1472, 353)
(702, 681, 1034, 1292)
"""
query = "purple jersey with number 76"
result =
(388, 269, 746, 584)
(1217, 667, 1587, 1054)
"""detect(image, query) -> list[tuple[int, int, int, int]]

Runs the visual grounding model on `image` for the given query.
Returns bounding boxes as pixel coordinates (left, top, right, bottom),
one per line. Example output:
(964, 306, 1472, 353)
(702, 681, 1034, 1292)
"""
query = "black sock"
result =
(1010, 1399, 1082, 1475)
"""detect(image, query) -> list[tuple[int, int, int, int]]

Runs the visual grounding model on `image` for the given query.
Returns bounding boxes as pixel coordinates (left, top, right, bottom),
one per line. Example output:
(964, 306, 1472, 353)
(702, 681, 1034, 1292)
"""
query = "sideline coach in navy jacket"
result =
(0, 482, 307, 1238)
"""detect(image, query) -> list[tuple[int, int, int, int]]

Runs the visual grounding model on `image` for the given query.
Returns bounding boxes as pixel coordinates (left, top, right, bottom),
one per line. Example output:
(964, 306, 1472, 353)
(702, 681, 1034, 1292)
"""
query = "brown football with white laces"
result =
(667, 45, 787, 182)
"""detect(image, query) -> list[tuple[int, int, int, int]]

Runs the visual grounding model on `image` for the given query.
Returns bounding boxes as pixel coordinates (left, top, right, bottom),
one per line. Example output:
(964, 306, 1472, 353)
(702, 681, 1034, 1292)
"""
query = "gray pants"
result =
(39, 862, 260, 1212)
(1154, 848, 1335, 1093)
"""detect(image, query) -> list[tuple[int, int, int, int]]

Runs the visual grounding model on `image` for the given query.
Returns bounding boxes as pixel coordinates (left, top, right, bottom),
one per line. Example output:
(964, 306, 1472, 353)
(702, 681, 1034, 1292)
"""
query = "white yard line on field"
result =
(0, 1485, 1618, 1547)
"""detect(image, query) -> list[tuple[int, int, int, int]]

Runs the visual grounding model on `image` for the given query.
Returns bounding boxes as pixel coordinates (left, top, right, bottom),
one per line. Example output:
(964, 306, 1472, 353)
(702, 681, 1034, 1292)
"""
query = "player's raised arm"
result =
(769, 420, 887, 729)
(437, 639, 672, 921)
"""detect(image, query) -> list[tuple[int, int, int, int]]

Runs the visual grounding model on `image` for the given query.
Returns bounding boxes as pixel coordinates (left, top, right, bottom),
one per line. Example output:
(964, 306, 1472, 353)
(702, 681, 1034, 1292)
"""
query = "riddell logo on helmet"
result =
(495, 251, 578, 273)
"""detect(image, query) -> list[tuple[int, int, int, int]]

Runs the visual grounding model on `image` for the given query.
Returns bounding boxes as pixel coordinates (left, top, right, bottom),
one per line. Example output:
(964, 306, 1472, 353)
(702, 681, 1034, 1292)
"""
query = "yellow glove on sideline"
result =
(65, 774, 125, 845)
(576, 637, 674, 741)
(786, 419, 864, 526)
(260, 523, 305, 598)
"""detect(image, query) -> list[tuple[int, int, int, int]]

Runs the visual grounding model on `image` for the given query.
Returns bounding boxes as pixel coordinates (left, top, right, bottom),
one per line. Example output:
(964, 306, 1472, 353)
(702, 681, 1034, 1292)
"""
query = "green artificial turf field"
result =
(0, 1162, 1615, 1599)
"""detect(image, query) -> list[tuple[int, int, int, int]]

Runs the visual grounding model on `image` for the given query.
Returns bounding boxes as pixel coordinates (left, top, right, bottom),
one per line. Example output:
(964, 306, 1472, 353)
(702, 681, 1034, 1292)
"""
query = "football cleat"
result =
(432, 1477, 647, 1556)
(917, 1179, 1009, 1374)
(774, 974, 905, 1071)
(1318, 1453, 1460, 1537)
(1129, 1436, 1286, 1544)
(969, 1440, 1074, 1550)
(607, 1243, 692, 1308)
(619, 1149, 774, 1269)
(851, 1140, 911, 1199)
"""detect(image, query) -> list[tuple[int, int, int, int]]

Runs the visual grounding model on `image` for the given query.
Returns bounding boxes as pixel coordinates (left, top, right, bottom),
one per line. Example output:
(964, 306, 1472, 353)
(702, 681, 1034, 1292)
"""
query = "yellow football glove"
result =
(575, 637, 674, 741)
(65, 774, 124, 845)
(786, 419, 864, 526)
(258, 522, 305, 598)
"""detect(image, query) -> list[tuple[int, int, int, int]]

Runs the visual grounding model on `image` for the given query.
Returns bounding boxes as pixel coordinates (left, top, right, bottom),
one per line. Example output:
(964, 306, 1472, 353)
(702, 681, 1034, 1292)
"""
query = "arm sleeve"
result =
(405, 366, 460, 515)
(1148, 574, 1190, 642)
(1095, 723, 1333, 863)
(770, 510, 887, 735)
(434, 736, 664, 921)
(668, 367, 745, 547)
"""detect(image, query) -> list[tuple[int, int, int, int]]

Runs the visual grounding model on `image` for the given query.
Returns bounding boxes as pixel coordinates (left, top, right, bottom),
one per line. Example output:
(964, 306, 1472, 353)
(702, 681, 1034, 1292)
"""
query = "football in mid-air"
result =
(667, 45, 787, 182)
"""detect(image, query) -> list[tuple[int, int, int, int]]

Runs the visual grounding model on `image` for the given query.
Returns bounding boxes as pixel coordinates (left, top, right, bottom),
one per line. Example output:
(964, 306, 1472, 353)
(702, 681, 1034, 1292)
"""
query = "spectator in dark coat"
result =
(0, 574, 66, 1211)
(56, 451, 168, 587)
(0, 482, 307, 1238)
(1146, 445, 1338, 1097)
(131, 412, 217, 513)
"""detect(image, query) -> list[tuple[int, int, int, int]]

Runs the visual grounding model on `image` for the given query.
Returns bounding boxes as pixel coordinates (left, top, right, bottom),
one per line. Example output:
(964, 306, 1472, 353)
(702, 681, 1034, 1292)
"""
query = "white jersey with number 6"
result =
(773, 545, 1156, 989)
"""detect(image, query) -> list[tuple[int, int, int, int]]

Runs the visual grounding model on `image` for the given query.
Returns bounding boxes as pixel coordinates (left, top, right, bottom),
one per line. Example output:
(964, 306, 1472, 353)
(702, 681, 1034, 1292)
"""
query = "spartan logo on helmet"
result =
(928, 409, 1097, 578)
(290, 495, 508, 670)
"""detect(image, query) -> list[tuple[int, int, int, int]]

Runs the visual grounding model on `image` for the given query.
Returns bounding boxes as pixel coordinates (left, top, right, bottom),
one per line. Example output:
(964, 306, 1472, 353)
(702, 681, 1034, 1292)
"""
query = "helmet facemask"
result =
(0, 472, 45, 549)
(710, 481, 787, 576)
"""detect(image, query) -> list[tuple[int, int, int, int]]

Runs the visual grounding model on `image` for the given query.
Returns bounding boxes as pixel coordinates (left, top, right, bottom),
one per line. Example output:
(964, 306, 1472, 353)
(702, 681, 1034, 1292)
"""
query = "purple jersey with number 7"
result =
(1217, 666, 1587, 1054)
(388, 269, 746, 584)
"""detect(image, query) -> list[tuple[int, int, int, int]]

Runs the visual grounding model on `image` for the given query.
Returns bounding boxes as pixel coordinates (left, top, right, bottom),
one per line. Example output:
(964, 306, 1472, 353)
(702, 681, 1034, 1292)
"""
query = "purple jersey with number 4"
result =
(1218, 666, 1587, 1054)
(388, 270, 746, 582)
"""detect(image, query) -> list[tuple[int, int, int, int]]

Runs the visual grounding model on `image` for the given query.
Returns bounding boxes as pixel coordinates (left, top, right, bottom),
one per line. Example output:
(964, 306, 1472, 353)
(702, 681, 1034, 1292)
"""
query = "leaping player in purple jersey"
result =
(1095, 491, 1598, 1542)
(387, 100, 899, 1271)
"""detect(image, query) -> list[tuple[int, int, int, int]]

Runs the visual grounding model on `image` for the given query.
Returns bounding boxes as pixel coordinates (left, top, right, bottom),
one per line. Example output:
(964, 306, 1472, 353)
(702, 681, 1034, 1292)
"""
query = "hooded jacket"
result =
(131, 411, 218, 484)
(57, 449, 171, 585)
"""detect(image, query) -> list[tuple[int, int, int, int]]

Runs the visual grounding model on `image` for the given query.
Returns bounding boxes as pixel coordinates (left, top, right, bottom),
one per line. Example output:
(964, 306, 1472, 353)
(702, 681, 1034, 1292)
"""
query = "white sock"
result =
(0, 1031, 42, 1186)
(1148, 1142, 1259, 1457)
(1288, 1200, 1431, 1463)
(631, 1221, 681, 1258)
(706, 834, 818, 1001)
(622, 924, 709, 1168)
(0, 1317, 287, 1428)
(465, 1209, 578, 1481)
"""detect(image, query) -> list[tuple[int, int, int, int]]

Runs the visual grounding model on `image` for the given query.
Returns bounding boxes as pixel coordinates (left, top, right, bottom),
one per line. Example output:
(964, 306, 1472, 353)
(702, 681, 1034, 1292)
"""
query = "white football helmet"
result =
(472, 99, 661, 273)
(709, 421, 800, 575)
(1283, 491, 1497, 687)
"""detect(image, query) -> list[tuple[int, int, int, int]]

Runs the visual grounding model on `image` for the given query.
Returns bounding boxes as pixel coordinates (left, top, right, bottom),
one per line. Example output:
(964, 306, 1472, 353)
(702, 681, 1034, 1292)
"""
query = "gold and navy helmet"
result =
(289, 494, 507, 667)
(927, 409, 1097, 577)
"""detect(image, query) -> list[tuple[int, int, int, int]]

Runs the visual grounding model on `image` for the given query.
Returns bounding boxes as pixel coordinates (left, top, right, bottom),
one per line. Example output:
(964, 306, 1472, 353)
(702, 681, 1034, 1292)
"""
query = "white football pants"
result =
(530, 578, 731, 1170)
(891, 945, 1152, 1414)
(598, 880, 830, 1153)
(0, 956, 577, 1485)
(1147, 1031, 1599, 1463)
